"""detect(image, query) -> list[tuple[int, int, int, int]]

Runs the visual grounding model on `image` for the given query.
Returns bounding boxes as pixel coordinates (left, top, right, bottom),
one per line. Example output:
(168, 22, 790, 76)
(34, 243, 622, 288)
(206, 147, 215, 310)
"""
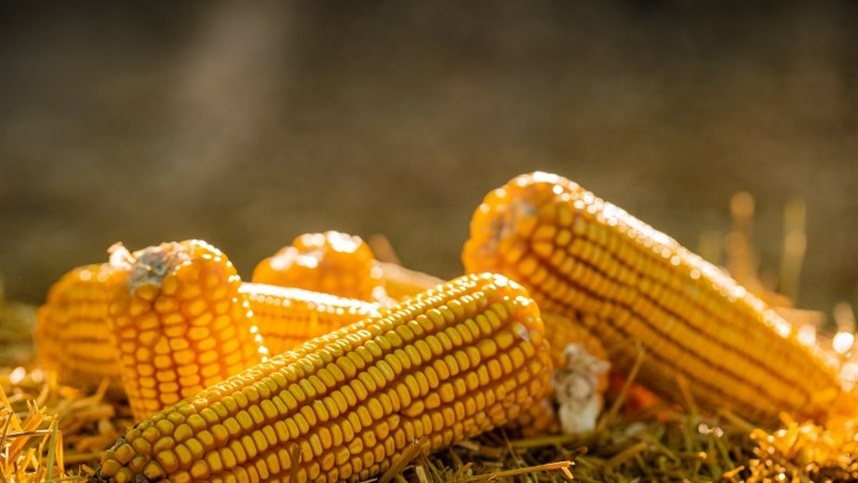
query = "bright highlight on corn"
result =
(91, 273, 552, 483)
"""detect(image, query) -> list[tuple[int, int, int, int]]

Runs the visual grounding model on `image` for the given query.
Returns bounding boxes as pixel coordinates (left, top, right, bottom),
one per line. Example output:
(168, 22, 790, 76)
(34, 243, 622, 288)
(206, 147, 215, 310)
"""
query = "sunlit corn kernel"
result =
(189, 460, 209, 480)
(832, 331, 855, 355)
(155, 450, 179, 474)
(173, 444, 192, 467)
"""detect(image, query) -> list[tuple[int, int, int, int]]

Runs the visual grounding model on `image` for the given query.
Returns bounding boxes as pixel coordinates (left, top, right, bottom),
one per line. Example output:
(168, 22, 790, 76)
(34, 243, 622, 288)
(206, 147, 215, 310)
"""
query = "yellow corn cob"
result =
(92, 273, 552, 483)
(463, 171, 848, 427)
(36, 267, 380, 397)
(107, 240, 268, 420)
(240, 283, 379, 355)
(253, 231, 384, 302)
(35, 263, 125, 392)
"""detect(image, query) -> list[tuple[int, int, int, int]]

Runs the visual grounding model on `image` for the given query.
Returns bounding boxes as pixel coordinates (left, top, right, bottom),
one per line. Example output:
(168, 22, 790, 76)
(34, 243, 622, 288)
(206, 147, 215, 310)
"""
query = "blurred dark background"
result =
(1, 1, 856, 319)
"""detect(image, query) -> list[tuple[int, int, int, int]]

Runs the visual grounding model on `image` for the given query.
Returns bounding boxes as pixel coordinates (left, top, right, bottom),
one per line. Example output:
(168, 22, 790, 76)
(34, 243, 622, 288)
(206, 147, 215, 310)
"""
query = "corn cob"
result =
(107, 240, 268, 420)
(240, 283, 378, 355)
(91, 273, 552, 483)
(36, 268, 380, 399)
(463, 171, 848, 427)
(253, 231, 447, 304)
(253, 231, 384, 302)
(35, 263, 125, 392)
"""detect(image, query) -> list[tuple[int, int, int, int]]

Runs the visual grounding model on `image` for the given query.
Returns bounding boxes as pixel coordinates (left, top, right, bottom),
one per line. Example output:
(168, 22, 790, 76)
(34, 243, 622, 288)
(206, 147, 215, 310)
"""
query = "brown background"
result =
(1, 1, 855, 322)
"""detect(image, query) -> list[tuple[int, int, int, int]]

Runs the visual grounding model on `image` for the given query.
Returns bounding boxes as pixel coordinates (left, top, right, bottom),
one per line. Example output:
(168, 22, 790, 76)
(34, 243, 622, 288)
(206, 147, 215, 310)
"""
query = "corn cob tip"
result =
(111, 240, 226, 294)
(129, 246, 190, 291)
(253, 231, 384, 302)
